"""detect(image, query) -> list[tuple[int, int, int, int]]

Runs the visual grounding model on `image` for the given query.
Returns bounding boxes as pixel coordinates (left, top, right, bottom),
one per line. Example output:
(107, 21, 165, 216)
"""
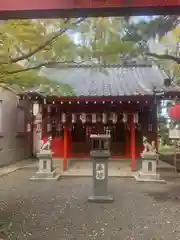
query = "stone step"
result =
(134, 172, 166, 183)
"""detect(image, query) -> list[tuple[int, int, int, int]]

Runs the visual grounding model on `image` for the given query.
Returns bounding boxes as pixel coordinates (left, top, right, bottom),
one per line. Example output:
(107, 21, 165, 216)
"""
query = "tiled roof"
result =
(25, 64, 179, 97)
(23, 83, 75, 97)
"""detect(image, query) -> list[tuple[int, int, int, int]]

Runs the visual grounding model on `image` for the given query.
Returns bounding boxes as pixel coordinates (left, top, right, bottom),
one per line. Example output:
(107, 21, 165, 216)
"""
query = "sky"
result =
(131, 16, 154, 23)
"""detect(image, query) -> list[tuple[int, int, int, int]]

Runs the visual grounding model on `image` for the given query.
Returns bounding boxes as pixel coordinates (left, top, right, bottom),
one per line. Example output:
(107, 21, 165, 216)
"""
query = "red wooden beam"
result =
(1, 0, 180, 11)
(0, 0, 180, 19)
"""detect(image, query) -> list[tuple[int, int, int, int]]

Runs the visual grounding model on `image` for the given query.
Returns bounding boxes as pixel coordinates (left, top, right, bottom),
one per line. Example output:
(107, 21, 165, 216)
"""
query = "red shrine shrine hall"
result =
(20, 62, 180, 170)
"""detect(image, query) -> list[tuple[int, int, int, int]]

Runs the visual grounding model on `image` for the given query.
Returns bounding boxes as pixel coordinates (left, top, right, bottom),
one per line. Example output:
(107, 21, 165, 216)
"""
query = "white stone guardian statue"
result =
(40, 136, 52, 153)
(142, 136, 157, 155)
(135, 136, 165, 183)
(30, 135, 60, 181)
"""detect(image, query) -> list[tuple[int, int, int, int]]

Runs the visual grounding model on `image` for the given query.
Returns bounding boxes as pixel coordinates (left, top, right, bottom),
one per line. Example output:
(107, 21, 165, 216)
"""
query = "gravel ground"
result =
(1, 169, 180, 240)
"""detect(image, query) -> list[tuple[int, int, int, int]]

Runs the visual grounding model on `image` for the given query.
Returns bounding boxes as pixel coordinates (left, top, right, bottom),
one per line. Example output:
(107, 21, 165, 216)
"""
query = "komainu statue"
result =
(40, 136, 52, 152)
(142, 136, 157, 154)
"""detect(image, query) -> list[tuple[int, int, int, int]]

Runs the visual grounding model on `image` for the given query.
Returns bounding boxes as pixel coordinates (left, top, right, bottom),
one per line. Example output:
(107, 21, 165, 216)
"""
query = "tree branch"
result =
(0, 18, 86, 65)
(4, 60, 88, 74)
(146, 52, 180, 64)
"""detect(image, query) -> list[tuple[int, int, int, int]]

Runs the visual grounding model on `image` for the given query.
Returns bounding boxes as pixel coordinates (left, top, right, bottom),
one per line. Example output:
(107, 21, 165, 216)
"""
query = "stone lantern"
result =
(88, 134, 114, 203)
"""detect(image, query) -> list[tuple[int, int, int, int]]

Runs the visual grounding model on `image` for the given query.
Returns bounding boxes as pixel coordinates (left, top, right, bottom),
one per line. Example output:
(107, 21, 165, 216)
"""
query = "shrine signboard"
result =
(0, 0, 180, 19)
(96, 163, 105, 180)
(169, 128, 180, 140)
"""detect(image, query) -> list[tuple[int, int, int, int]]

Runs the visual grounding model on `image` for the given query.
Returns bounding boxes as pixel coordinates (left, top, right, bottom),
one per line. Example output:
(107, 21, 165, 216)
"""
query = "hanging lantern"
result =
(61, 113, 66, 123)
(97, 114, 102, 123)
(112, 113, 117, 124)
(122, 113, 128, 123)
(133, 112, 139, 124)
(86, 126, 92, 136)
(33, 103, 39, 116)
(148, 124, 152, 132)
(47, 105, 51, 113)
(80, 113, 86, 124)
(26, 123, 31, 132)
(168, 103, 180, 121)
(92, 113, 96, 123)
(72, 114, 76, 123)
(57, 122, 61, 132)
(35, 113, 42, 122)
(86, 114, 91, 123)
(47, 123, 52, 132)
(36, 123, 41, 133)
(108, 113, 112, 121)
(104, 126, 111, 135)
(102, 113, 107, 124)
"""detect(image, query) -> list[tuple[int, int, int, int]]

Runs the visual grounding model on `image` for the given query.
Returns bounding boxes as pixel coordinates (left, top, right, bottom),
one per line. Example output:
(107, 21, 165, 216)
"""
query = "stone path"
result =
(1, 169, 180, 239)
(0, 158, 179, 179)
(63, 160, 134, 177)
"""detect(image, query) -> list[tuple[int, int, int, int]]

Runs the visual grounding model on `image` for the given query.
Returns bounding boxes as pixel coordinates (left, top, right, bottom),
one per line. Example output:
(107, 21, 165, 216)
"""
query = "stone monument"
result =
(135, 136, 165, 183)
(30, 136, 60, 180)
(88, 134, 114, 203)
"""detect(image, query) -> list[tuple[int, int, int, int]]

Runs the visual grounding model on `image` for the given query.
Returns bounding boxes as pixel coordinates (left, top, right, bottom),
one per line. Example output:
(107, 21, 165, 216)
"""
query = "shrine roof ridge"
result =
(55, 62, 153, 69)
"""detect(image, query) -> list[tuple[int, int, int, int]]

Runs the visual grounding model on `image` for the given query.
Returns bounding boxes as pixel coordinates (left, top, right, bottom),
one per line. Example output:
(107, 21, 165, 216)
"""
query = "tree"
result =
(75, 17, 139, 64)
(4, 16, 180, 89)
(0, 18, 92, 93)
(0, 17, 140, 87)
(122, 16, 180, 64)
(153, 26, 180, 81)
(0, 18, 86, 84)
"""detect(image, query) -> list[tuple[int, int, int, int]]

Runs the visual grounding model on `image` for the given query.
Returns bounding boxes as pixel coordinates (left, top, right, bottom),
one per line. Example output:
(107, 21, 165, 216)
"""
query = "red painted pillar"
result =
(63, 127, 68, 170)
(68, 128, 72, 158)
(131, 114, 136, 171)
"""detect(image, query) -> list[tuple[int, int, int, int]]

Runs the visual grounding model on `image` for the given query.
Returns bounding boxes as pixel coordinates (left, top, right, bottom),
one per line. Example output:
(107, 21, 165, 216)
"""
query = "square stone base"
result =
(30, 170, 61, 181)
(134, 171, 166, 183)
(88, 195, 114, 203)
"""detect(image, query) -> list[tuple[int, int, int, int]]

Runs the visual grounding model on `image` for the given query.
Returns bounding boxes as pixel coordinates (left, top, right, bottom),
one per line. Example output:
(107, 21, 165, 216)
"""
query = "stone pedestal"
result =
(88, 150, 114, 203)
(30, 150, 60, 180)
(135, 152, 166, 183)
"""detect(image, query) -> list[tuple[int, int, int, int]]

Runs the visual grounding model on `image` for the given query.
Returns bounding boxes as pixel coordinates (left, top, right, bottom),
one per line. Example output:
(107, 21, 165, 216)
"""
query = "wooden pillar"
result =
(131, 114, 136, 171)
(63, 127, 68, 170)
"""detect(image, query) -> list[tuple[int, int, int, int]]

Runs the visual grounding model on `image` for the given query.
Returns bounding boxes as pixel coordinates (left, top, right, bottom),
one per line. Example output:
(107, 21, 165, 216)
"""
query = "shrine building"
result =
(19, 62, 179, 171)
